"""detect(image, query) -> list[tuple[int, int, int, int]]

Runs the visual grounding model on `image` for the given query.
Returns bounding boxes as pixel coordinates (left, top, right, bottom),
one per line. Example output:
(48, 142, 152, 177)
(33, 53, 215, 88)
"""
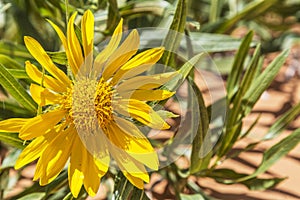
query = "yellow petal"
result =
(75, 124, 111, 170)
(67, 12, 84, 75)
(47, 19, 78, 76)
(46, 20, 68, 50)
(119, 89, 175, 101)
(107, 120, 158, 170)
(114, 99, 170, 130)
(25, 61, 66, 93)
(19, 109, 66, 140)
(30, 84, 60, 106)
(36, 125, 76, 185)
(77, 10, 95, 77)
(68, 136, 85, 198)
(83, 153, 103, 197)
(16, 125, 60, 170)
(81, 10, 94, 58)
(122, 171, 144, 189)
(110, 146, 149, 184)
(70, 135, 105, 197)
(15, 136, 48, 169)
(102, 29, 139, 81)
(84, 129, 110, 173)
(112, 47, 164, 84)
(93, 19, 123, 76)
(117, 72, 177, 92)
(0, 118, 29, 132)
(24, 36, 71, 87)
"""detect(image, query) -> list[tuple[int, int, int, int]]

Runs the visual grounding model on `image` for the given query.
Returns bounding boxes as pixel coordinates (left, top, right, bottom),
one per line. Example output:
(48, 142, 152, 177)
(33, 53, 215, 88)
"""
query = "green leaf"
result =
(156, 110, 179, 120)
(242, 49, 289, 116)
(242, 177, 285, 191)
(215, 47, 287, 159)
(180, 194, 206, 200)
(0, 63, 37, 113)
(233, 43, 261, 108)
(0, 132, 26, 149)
(264, 102, 300, 140)
(218, 44, 261, 155)
(216, 119, 242, 158)
(209, 0, 225, 23)
(206, 168, 245, 180)
(160, 0, 187, 69)
(189, 78, 211, 174)
(0, 168, 9, 200)
(207, 168, 284, 190)
(62, 192, 74, 200)
(106, 0, 121, 34)
(163, 53, 204, 92)
(113, 171, 149, 200)
(212, 0, 280, 33)
(47, 51, 68, 65)
(240, 114, 261, 139)
(131, 187, 150, 200)
(16, 192, 45, 200)
(226, 31, 254, 100)
(237, 128, 300, 182)
(168, 0, 187, 33)
(1, 149, 21, 170)
(0, 100, 34, 118)
(225, 141, 260, 160)
(7, 69, 30, 79)
(0, 54, 24, 69)
(186, 180, 218, 200)
(189, 32, 256, 53)
(0, 41, 32, 62)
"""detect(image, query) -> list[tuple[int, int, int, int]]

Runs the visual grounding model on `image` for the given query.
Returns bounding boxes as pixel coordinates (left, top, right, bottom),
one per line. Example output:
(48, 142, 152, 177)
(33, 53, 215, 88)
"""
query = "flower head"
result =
(0, 10, 176, 197)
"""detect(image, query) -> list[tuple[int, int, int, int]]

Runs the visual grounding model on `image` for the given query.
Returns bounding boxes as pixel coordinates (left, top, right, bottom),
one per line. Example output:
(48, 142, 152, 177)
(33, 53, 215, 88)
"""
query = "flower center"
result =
(70, 77, 113, 132)
(94, 78, 113, 126)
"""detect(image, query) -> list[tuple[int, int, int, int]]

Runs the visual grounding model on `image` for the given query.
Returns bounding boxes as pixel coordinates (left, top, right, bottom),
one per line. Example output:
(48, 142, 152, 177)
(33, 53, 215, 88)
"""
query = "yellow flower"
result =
(0, 10, 176, 197)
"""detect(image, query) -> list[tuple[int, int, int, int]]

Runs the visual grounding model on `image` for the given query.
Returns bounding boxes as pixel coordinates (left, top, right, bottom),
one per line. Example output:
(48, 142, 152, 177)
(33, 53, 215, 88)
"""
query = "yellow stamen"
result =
(69, 77, 113, 132)
(94, 78, 113, 126)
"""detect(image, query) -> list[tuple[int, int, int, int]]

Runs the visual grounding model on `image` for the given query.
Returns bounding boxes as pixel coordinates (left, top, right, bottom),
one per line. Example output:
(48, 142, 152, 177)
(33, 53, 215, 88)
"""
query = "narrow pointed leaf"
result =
(180, 194, 206, 200)
(236, 128, 300, 182)
(113, 171, 149, 200)
(0, 54, 24, 69)
(242, 49, 289, 116)
(226, 31, 253, 100)
(163, 53, 204, 91)
(212, 0, 280, 33)
(207, 168, 284, 190)
(0, 132, 26, 149)
(264, 102, 300, 140)
(47, 51, 68, 65)
(189, 78, 211, 174)
(0, 41, 32, 61)
(242, 177, 285, 191)
(106, 0, 121, 34)
(0, 64, 36, 113)
(17, 193, 45, 200)
(7, 69, 30, 79)
(0, 100, 34, 118)
(160, 0, 187, 69)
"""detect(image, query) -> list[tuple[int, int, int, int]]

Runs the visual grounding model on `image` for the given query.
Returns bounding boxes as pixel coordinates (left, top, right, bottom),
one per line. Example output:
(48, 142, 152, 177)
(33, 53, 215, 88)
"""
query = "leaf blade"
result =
(160, 0, 187, 69)
(0, 132, 26, 149)
(0, 63, 36, 113)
